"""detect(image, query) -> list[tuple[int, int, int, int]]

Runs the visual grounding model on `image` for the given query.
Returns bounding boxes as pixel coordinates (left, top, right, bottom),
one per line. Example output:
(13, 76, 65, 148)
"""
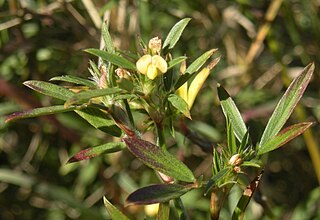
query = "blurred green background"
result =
(1, 0, 319, 219)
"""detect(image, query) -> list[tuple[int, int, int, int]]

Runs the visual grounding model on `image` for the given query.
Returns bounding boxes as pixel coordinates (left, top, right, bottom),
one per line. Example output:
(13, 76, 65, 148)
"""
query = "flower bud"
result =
(148, 37, 162, 54)
(115, 68, 130, 79)
(228, 153, 242, 166)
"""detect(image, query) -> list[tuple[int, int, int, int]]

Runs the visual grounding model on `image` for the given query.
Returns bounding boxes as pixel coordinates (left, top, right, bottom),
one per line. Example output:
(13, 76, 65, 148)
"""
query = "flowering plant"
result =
(6, 18, 314, 219)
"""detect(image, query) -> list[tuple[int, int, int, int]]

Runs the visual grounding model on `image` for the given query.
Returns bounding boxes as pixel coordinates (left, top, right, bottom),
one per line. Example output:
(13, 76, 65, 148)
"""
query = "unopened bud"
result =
(148, 37, 162, 54)
(228, 153, 242, 166)
(115, 68, 130, 79)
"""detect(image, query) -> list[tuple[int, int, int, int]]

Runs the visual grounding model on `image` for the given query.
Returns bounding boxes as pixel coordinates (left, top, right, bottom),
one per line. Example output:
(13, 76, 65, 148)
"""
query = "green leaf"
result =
(258, 122, 313, 155)
(174, 49, 218, 89)
(123, 137, 195, 182)
(168, 94, 191, 119)
(185, 49, 217, 74)
(85, 48, 136, 70)
(204, 168, 229, 195)
(167, 56, 188, 70)
(65, 87, 123, 107)
(50, 75, 96, 87)
(68, 142, 126, 163)
(75, 107, 122, 137)
(232, 172, 263, 220)
(227, 117, 237, 154)
(23, 80, 74, 101)
(5, 105, 76, 123)
(101, 21, 114, 53)
(163, 18, 191, 51)
(259, 63, 314, 147)
(218, 85, 247, 141)
(238, 130, 250, 154)
(103, 197, 129, 220)
(126, 184, 193, 205)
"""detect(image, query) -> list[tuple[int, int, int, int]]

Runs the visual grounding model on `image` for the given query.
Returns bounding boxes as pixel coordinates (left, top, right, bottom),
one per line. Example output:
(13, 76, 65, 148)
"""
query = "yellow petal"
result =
(144, 203, 159, 217)
(147, 65, 159, 80)
(177, 82, 188, 104)
(152, 55, 167, 74)
(187, 57, 220, 109)
(136, 55, 152, 74)
(187, 67, 210, 109)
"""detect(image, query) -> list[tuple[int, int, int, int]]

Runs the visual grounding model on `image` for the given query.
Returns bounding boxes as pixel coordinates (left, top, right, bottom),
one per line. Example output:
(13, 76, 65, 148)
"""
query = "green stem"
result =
(157, 202, 170, 220)
(156, 121, 166, 149)
(174, 197, 190, 220)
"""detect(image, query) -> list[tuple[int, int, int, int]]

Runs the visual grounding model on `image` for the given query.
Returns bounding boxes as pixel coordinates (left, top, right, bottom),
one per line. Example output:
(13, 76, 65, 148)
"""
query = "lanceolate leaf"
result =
(257, 122, 313, 155)
(101, 21, 114, 53)
(163, 18, 191, 51)
(103, 197, 129, 220)
(50, 75, 96, 87)
(5, 105, 76, 123)
(168, 94, 191, 119)
(68, 142, 126, 163)
(259, 63, 314, 147)
(174, 49, 218, 89)
(168, 56, 188, 70)
(85, 49, 136, 70)
(185, 49, 218, 74)
(65, 87, 123, 107)
(126, 184, 193, 205)
(204, 168, 229, 195)
(75, 107, 122, 137)
(123, 137, 195, 182)
(23, 80, 74, 101)
(218, 85, 247, 141)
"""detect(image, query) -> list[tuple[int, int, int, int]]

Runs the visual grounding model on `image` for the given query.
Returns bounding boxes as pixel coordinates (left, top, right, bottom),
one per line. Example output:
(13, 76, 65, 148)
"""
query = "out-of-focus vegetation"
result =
(1, 0, 319, 219)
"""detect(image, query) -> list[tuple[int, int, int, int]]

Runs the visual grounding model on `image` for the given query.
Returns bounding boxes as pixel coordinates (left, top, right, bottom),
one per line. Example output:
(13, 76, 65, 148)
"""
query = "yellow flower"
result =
(136, 55, 168, 80)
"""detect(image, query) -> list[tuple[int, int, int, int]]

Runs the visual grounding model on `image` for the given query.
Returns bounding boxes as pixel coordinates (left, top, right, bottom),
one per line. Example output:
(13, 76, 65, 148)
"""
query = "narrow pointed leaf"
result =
(65, 87, 124, 107)
(232, 172, 263, 220)
(185, 49, 218, 74)
(174, 49, 218, 89)
(75, 107, 122, 137)
(50, 75, 96, 87)
(23, 80, 74, 101)
(168, 94, 191, 119)
(259, 63, 314, 147)
(168, 56, 188, 70)
(101, 21, 114, 53)
(123, 137, 195, 182)
(258, 122, 313, 155)
(68, 142, 126, 163)
(5, 105, 76, 123)
(85, 49, 136, 70)
(126, 184, 193, 205)
(218, 85, 247, 141)
(103, 197, 130, 220)
(227, 117, 237, 154)
(204, 168, 229, 195)
(238, 130, 250, 154)
(163, 18, 191, 50)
